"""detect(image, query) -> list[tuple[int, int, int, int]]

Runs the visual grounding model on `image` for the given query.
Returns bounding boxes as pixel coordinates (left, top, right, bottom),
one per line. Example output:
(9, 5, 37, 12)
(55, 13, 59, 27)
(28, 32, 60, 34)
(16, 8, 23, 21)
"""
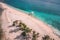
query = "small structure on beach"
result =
(28, 11, 34, 16)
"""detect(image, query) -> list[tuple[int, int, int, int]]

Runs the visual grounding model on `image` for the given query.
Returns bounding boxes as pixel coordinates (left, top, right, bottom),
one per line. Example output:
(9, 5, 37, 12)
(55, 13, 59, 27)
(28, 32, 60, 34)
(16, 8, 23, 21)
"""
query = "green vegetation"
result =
(13, 20, 32, 33)
(18, 21, 32, 33)
(42, 35, 54, 40)
(12, 20, 18, 26)
(12, 20, 55, 40)
(10, 20, 56, 40)
(32, 31, 39, 40)
(12, 20, 40, 40)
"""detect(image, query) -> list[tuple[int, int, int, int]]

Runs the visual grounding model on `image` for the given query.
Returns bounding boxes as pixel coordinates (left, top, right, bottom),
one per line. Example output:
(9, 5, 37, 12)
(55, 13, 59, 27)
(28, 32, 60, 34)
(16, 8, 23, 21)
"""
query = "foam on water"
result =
(48, 24, 60, 37)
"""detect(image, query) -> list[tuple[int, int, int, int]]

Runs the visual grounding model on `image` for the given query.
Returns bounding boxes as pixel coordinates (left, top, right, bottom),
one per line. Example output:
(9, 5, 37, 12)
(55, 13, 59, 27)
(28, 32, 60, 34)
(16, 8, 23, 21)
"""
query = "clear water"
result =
(4, 0, 60, 31)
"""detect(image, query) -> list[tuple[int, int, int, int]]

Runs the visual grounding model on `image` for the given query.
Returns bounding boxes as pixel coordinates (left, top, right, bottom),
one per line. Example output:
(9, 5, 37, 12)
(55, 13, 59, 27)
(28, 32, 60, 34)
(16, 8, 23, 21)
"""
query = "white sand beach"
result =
(0, 2, 60, 40)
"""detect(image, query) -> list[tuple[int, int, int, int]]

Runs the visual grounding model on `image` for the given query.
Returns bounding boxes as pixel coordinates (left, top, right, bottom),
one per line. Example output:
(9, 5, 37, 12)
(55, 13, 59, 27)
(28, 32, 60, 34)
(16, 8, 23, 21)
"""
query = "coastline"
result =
(4, 2, 60, 36)
(1, 2, 60, 40)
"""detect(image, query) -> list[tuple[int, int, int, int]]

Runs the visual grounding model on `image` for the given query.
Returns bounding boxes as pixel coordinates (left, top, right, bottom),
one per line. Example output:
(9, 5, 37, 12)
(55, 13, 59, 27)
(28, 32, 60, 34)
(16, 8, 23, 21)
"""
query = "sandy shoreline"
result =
(6, 3, 60, 35)
(0, 2, 60, 40)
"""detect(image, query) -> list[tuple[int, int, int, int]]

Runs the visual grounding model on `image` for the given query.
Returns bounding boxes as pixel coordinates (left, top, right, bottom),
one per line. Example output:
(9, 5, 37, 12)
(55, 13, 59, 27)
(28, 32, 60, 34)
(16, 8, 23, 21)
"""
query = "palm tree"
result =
(32, 31, 39, 40)
(18, 22, 32, 33)
(24, 27, 32, 33)
(8, 20, 18, 27)
(14, 20, 32, 40)
(42, 35, 53, 40)
(21, 31, 27, 37)
(12, 21, 16, 26)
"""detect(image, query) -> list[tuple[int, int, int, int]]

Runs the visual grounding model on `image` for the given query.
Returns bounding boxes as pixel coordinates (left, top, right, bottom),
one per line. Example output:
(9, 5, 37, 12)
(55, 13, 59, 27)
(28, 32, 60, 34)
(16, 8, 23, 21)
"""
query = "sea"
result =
(4, 0, 60, 35)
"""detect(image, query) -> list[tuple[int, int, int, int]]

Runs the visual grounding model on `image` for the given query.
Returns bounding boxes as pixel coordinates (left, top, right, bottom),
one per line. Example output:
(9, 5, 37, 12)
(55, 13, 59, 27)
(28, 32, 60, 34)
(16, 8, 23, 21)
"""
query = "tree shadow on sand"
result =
(9, 28, 21, 33)
(15, 31, 27, 40)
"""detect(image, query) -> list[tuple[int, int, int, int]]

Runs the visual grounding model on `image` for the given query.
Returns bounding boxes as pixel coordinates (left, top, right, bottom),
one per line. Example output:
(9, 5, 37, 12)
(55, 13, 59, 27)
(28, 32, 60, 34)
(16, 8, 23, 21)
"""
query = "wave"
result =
(48, 25, 60, 37)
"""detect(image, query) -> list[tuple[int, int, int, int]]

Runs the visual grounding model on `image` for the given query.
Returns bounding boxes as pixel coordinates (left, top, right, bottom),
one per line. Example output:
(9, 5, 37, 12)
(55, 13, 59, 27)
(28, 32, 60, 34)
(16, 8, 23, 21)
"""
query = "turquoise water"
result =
(4, 0, 60, 31)
(27, 11, 60, 31)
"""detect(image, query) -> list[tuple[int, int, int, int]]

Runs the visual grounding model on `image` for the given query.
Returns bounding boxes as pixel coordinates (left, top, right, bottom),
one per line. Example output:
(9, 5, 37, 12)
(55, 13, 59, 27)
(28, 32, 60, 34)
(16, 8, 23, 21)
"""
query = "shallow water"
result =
(4, 0, 60, 31)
